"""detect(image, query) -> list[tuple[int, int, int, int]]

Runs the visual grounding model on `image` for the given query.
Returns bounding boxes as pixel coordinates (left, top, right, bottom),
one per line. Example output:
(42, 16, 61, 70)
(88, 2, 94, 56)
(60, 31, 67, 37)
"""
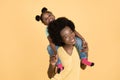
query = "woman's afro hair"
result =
(48, 17, 75, 46)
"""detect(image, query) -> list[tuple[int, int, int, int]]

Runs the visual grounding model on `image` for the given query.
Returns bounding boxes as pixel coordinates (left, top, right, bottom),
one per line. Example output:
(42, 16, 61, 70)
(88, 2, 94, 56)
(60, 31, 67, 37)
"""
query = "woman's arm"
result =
(50, 48, 72, 80)
(47, 64, 56, 78)
(47, 55, 58, 79)
(47, 36, 58, 78)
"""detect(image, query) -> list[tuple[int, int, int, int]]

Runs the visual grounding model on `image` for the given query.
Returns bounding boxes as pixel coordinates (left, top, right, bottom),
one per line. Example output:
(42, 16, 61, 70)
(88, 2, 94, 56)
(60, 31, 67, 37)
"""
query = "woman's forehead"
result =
(61, 26, 71, 36)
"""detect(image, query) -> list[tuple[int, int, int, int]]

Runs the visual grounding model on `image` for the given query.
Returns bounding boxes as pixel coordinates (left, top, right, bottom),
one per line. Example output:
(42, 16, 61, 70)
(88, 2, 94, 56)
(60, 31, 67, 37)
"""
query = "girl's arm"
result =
(47, 36, 57, 55)
(74, 30, 88, 51)
(74, 30, 85, 41)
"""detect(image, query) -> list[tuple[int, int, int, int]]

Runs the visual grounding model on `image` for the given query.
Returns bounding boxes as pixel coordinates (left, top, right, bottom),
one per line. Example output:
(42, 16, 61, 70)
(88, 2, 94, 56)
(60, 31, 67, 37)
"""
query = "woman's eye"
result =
(64, 36, 69, 39)
(64, 36, 67, 39)
(49, 14, 51, 16)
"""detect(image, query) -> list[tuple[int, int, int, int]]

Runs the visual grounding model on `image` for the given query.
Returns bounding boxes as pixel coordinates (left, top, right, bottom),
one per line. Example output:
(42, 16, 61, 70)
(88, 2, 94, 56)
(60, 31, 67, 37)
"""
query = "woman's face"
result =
(60, 26, 76, 45)
(42, 12, 55, 25)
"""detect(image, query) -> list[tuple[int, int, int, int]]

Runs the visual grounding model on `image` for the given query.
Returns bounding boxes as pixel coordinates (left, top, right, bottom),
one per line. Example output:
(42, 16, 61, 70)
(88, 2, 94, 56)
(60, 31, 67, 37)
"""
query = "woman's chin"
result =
(72, 42, 76, 46)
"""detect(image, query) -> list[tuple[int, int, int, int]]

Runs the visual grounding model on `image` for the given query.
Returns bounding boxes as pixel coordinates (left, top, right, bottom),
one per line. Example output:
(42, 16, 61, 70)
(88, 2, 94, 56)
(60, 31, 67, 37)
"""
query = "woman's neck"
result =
(63, 44, 74, 55)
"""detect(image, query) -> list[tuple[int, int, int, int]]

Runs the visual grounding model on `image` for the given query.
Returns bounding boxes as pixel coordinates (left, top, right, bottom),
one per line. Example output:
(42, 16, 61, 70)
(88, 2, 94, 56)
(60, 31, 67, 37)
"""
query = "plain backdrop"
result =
(0, 0, 120, 80)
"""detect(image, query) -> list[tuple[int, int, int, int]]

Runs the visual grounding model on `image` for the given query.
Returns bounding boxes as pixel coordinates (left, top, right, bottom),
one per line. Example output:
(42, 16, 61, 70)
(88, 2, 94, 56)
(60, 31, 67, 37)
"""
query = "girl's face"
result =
(60, 26, 76, 45)
(42, 12, 55, 25)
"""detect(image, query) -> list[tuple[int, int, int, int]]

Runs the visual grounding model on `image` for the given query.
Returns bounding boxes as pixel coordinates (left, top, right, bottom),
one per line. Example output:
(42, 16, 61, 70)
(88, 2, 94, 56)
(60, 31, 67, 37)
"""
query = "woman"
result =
(48, 17, 91, 80)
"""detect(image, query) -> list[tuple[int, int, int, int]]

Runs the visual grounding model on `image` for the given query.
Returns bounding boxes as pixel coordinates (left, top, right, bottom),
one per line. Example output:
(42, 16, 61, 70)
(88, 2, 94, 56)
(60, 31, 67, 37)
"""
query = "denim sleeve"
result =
(46, 28, 49, 37)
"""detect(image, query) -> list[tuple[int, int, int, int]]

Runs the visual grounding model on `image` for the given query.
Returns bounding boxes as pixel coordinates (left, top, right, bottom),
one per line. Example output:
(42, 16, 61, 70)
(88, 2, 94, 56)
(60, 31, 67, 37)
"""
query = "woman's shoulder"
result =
(57, 47, 63, 52)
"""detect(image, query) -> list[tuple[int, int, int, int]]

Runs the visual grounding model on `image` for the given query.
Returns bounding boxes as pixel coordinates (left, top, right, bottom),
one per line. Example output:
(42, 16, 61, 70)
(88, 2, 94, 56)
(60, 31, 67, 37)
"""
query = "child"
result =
(48, 17, 90, 80)
(35, 7, 94, 78)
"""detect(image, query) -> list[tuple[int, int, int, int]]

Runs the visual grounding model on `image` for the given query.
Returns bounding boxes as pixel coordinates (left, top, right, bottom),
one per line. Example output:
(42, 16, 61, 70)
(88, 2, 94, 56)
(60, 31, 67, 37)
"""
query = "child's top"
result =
(46, 27, 49, 37)
(50, 46, 80, 80)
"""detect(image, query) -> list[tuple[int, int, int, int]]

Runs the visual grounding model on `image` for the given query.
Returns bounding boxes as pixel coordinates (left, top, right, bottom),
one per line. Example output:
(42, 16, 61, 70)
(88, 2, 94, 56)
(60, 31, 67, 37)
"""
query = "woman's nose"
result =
(70, 34, 75, 39)
(69, 35, 73, 40)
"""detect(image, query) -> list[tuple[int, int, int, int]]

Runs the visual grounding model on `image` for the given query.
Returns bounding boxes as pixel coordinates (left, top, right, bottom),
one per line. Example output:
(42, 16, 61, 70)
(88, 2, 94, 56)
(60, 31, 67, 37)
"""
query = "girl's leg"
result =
(47, 45, 64, 73)
(75, 37, 94, 66)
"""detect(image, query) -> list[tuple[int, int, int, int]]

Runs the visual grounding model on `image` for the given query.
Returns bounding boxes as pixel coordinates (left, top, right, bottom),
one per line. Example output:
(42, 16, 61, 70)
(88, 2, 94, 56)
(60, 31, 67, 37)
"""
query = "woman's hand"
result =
(82, 40, 89, 53)
(49, 54, 58, 66)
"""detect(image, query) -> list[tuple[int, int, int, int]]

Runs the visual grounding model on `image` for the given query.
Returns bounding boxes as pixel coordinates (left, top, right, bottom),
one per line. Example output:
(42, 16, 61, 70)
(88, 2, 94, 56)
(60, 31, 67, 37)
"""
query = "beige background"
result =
(0, 0, 120, 80)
